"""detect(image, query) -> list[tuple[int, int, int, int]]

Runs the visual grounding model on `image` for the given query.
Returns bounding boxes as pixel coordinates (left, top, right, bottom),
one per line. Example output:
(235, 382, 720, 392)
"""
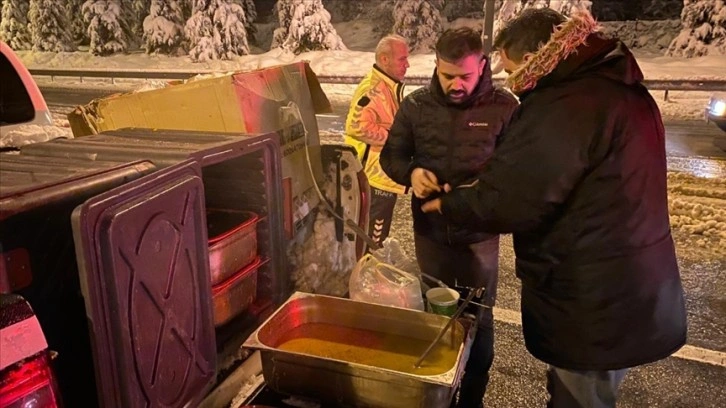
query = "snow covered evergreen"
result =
(271, 0, 346, 54)
(667, 0, 726, 57)
(144, 0, 186, 55)
(442, 0, 482, 21)
(488, 0, 592, 43)
(323, 0, 365, 22)
(69, 0, 89, 45)
(132, 0, 151, 41)
(0, 0, 31, 50)
(392, 0, 444, 53)
(185, 0, 249, 62)
(82, 0, 133, 55)
(28, 0, 74, 52)
(549, 0, 592, 15)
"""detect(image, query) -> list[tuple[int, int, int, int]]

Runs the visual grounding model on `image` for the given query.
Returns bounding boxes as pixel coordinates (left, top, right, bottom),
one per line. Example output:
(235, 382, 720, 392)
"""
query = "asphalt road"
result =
(42, 86, 123, 107)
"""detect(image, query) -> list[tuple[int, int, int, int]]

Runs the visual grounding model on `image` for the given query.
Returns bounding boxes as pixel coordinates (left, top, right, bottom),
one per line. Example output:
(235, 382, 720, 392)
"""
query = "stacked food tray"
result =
(207, 209, 261, 327)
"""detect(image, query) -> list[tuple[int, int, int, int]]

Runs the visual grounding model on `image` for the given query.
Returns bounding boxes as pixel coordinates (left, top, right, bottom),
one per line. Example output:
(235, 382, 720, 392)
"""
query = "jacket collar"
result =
(373, 64, 403, 86)
(505, 11, 600, 95)
(372, 64, 404, 101)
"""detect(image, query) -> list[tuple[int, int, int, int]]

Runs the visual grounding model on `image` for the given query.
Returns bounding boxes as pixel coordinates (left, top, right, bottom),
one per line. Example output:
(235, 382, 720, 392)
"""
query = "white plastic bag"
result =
(370, 238, 421, 276)
(349, 253, 425, 311)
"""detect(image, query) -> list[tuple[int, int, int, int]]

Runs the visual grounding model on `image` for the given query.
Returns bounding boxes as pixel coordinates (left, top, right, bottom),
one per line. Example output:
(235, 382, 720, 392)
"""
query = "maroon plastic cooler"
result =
(0, 128, 289, 407)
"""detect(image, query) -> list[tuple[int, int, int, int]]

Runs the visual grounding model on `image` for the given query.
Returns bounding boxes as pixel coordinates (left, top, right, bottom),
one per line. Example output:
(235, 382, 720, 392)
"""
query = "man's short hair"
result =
(494, 8, 567, 61)
(435, 28, 483, 63)
(375, 34, 407, 64)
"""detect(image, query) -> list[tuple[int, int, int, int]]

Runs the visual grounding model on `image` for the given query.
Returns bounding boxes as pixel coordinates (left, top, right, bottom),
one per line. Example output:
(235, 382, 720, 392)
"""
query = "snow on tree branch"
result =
(487, 0, 592, 44)
(82, 0, 133, 55)
(144, 0, 186, 55)
(29, 0, 75, 52)
(0, 0, 32, 50)
(185, 0, 250, 62)
(393, 0, 444, 53)
(272, 0, 346, 55)
(667, 0, 726, 58)
(132, 0, 151, 42)
(70, 0, 89, 45)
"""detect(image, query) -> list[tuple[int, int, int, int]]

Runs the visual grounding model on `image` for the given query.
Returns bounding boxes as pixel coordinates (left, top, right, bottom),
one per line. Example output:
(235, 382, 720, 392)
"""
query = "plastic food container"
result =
(212, 257, 261, 327)
(207, 209, 258, 286)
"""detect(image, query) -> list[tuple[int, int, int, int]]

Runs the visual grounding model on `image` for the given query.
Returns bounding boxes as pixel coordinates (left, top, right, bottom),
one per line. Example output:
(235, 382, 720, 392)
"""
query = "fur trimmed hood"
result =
(505, 11, 602, 95)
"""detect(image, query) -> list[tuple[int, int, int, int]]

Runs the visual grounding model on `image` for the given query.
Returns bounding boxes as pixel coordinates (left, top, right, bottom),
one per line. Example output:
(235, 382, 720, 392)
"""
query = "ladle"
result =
(414, 289, 477, 369)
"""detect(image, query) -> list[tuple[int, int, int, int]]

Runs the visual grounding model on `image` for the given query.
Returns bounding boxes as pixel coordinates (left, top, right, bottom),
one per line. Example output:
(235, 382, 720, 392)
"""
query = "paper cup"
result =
(426, 288, 460, 317)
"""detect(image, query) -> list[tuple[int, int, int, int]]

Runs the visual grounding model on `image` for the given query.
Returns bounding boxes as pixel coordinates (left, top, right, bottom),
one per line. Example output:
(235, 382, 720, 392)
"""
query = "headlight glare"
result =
(711, 100, 726, 116)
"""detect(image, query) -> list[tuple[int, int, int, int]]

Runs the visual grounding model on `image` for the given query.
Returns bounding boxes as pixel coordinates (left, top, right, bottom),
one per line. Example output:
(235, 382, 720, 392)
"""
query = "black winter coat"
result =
(380, 59, 518, 245)
(439, 28, 687, 369)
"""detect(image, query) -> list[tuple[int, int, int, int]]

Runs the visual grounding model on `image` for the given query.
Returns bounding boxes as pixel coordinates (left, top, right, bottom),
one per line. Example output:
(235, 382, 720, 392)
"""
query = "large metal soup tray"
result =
(243, 292, 475, 408)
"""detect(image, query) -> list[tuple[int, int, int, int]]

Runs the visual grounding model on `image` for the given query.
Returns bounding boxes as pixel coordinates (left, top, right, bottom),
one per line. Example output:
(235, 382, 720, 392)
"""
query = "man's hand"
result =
(421, 198, 443, 214)
(411, 168, 442, 199)
(421, 183, 452, 214)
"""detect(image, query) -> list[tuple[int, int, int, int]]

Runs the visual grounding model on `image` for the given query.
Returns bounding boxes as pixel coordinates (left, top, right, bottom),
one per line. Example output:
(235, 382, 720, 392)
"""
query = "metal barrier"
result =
(29, 68, 726, 92)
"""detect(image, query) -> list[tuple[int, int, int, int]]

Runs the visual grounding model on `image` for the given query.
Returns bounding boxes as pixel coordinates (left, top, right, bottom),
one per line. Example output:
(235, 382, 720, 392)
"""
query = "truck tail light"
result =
(1, 294, 62, 407)
(0, 351, 62, 408)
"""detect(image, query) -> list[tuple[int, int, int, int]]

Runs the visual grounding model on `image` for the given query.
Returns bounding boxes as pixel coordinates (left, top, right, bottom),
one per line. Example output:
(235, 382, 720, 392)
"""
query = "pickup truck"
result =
(0, 42, 369, 408)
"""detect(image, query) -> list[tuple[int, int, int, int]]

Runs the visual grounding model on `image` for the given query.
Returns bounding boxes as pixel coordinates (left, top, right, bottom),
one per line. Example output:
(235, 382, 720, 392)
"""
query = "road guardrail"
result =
(29, 68, 726, 92)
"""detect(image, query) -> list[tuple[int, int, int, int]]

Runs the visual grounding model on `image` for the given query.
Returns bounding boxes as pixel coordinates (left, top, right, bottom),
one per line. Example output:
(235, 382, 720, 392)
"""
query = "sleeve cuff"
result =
(440, 190, 470, 223)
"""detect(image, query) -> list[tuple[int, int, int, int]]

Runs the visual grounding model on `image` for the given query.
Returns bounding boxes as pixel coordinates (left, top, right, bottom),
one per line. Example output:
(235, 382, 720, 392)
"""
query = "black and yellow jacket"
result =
(345, 65, 406, 194)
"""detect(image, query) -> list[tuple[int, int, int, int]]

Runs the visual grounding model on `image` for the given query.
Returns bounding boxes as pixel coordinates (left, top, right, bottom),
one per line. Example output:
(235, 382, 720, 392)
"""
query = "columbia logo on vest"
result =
(468, 122, 489, 127)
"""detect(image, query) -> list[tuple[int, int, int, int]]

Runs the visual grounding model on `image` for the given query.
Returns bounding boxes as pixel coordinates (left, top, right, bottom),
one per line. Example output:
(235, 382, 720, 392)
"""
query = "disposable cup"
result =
(426, 288, 460, 317)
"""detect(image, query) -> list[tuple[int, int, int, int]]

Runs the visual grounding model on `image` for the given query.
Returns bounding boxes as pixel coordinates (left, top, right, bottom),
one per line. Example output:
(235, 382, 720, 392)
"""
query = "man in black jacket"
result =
(380, 28, 518, 408)
(421, 9, 687, 407)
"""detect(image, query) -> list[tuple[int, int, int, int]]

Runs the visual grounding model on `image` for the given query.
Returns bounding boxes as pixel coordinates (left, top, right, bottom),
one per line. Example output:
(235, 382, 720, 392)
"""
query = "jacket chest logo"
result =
(468, 122, 489, 127)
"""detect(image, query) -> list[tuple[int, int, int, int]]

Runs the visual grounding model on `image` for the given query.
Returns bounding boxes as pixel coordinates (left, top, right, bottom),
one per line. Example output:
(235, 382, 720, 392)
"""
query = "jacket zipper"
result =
(396, 81, 411, 195)
(445, 110, 457, 245)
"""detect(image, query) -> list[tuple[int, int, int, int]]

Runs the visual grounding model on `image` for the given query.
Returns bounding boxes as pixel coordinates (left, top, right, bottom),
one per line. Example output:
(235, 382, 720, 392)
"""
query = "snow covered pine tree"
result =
(489, 0, 592, 42)
(82, 0, 134, 55)
(28, 0, 75, 52)
(132, 0, 151, 41)
(667, 0, 726, 57)
(485, 0, 592, 73)
(392, 0, 444, 53)
(0, 0, 32, 50)
(144, 0, 186, 55)
(271, 0, 346, 54)
(185, 0, 249, 62)
(69, 0, 89, 45)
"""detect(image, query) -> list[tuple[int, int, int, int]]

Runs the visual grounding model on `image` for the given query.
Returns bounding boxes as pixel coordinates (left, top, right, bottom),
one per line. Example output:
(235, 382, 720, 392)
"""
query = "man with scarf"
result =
(421, 9, 687, 407)
(380, 27, 518, 408)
